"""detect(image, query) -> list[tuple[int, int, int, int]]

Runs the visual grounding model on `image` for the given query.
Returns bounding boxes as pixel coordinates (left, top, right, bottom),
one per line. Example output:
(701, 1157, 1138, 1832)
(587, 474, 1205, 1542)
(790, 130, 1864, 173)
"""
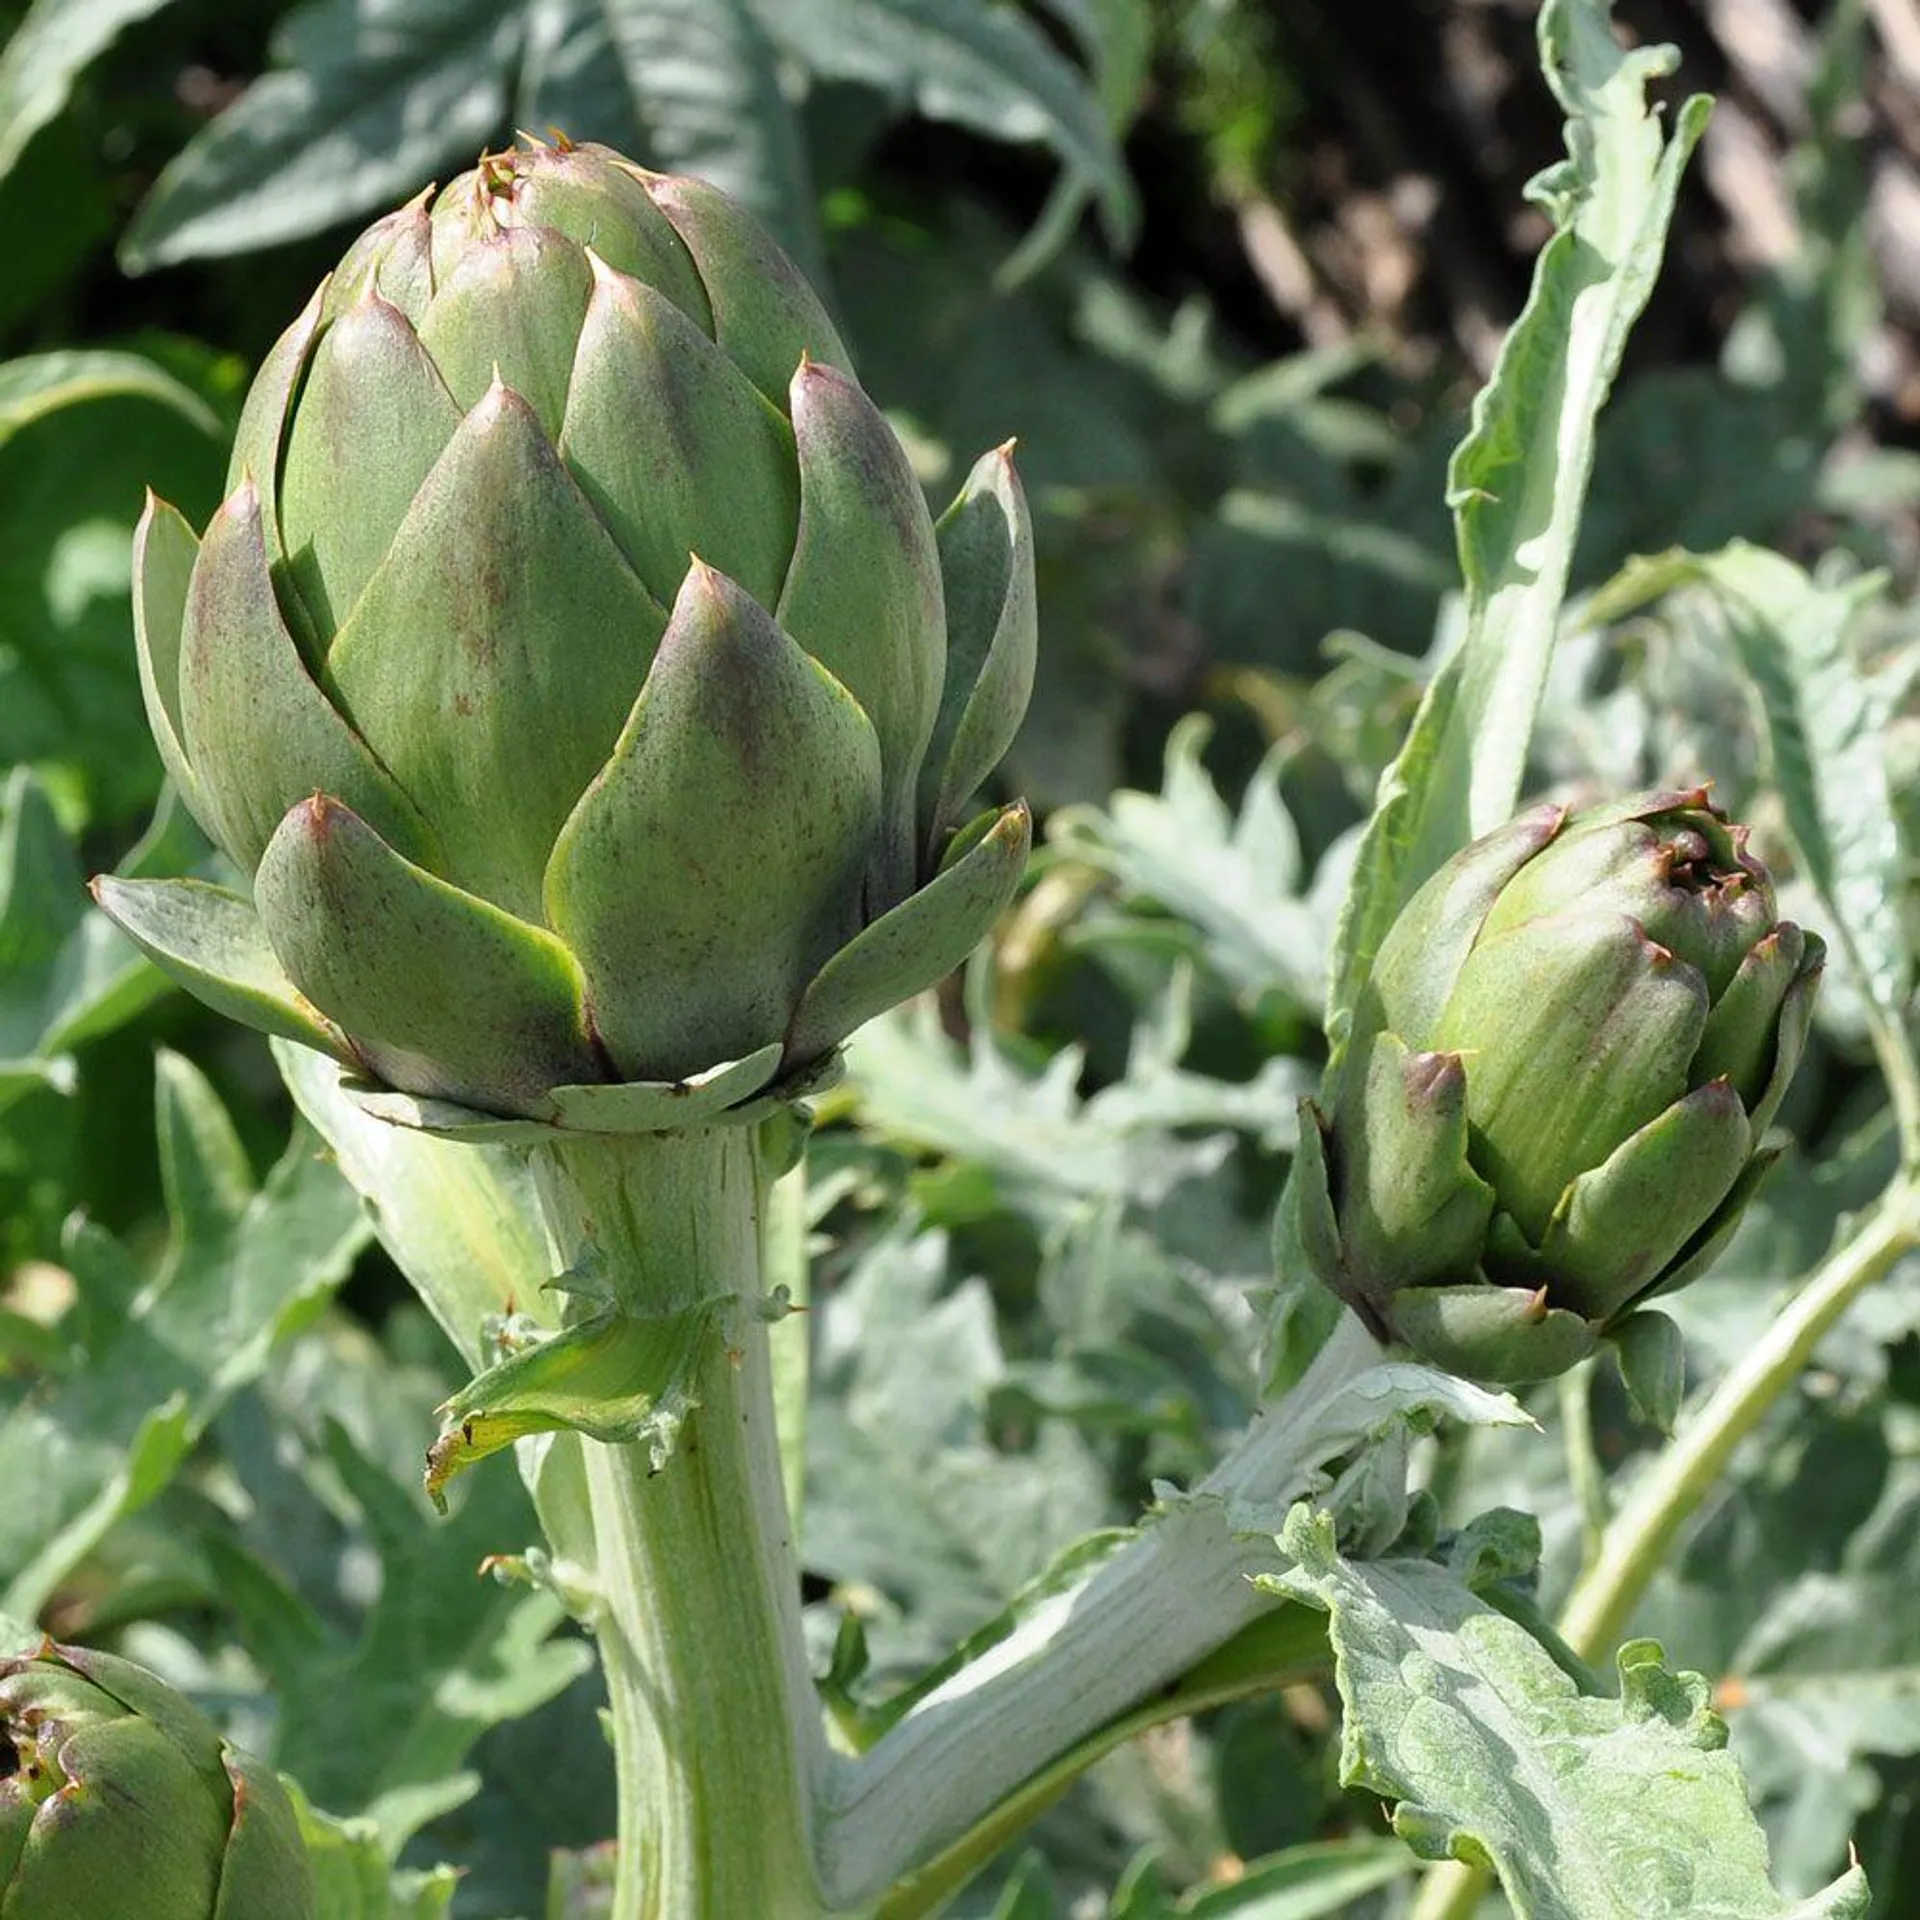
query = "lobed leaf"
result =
(0, 1055, 368, 1619)
(1690, 545, 1906, 1021)
(1049, 716, 1334, 1017)
(1271, 1506, 1870, 1919)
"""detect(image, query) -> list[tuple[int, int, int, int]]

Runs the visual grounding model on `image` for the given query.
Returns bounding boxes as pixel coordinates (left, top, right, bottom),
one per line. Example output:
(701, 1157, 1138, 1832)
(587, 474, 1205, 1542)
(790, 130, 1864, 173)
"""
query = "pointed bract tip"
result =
(674, 554, 738, 619)
(222, 473, 263, 527)
(1640, 931, 1678, 969)
(1638, 783, 1714, 817)
(472, 374, 530, 428)
(997, 437, 1019, 459)
(790, 354, 850, 402)
(1696, 1075, 1746, 1115)
(1404, 1048, 1465, 1102)
(295, 791, 347, 843)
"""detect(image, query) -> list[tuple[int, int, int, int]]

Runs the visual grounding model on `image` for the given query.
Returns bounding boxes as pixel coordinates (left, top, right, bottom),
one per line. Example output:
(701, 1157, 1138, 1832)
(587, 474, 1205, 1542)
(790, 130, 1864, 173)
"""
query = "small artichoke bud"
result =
(1297, 788, 1823, 1386)
(98, 136, 1036, 1130)
(0, 1638, 314, 1919)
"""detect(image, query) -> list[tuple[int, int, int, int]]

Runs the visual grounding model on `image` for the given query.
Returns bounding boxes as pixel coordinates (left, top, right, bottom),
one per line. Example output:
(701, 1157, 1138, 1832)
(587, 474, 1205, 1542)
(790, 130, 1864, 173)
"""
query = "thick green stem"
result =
(1556, 1364, 1606, 1572)
(1863, 999, 1920, 1175)
(529, 1126, 828, 1920)
(1556, 1176, 1920, 1660)
(819, 1313, 1386, 1907)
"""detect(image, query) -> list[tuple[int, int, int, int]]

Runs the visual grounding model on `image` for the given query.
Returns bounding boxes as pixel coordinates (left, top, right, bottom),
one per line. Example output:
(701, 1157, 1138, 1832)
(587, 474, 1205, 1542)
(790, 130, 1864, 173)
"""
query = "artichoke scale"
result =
(1333, 1032, 1497, 1302)
(223, 279, 323, 534)
(558, 256, 799, 610)
(324, 381, 667, 922)
(277, 291, 462, 638)
(1531, 1079, 1753, 1323)
(1356, 798, 1565, 1058)
(1385, 1279, 1597, 1385)
(921, 444, 1038, 854)
(129, 492, 202, 820)
(415, 221, 594, 438)
(326, 186, 433, 322)
(642, 168, 854, 403)
(175, 482, 434, 876)
(545, 562, 881, 1083)
(252, 796, 601, 1116)
(780, 358, 946, 909)
(1742, 930, 1825, 1140)
(1432, 910, 1709, 1243)
(785, 800, 1032, 1068)
(91, 874, 355, 1063)
(504, 148, 713, 331)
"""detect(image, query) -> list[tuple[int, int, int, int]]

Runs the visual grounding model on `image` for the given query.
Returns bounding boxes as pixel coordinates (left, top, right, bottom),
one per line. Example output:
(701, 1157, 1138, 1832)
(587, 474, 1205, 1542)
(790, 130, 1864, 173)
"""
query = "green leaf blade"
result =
(1272, 1506, 1871, 1920)
(1325, 0, 1709, 1059)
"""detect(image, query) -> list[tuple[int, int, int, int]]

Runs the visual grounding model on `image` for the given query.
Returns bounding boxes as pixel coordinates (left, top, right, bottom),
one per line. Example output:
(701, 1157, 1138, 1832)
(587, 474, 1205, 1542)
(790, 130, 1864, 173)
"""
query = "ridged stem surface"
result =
(531, 1125, 827, 1920)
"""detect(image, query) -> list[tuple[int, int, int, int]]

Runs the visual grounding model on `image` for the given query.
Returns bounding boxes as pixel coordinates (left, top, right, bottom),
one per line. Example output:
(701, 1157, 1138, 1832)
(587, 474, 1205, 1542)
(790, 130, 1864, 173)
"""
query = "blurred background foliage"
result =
(3, 1, 1919, 1915)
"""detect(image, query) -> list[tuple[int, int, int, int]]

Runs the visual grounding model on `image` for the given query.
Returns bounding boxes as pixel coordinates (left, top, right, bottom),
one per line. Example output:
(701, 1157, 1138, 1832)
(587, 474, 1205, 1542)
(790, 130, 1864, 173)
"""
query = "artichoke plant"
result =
(0, 1638, 313, 1919)
(1297, 788, 1823, 1385)
(96, 137, 1034, 1132)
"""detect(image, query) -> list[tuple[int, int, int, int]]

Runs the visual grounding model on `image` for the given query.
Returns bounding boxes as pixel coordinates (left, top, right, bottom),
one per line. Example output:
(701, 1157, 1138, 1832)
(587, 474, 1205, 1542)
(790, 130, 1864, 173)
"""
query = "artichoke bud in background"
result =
(96, 137, 1036, 1132)
(1, 1638, 313, 1920)
(1296, 789, 1823, 1388)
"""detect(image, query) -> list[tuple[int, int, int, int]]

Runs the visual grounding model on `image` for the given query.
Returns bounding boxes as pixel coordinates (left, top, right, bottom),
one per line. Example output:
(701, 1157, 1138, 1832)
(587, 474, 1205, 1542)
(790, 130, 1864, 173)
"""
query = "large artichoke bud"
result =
(97, 137, 1035, 1132)
(1297, 789, 1823, 1386)
(0, 1639, 313, 1919)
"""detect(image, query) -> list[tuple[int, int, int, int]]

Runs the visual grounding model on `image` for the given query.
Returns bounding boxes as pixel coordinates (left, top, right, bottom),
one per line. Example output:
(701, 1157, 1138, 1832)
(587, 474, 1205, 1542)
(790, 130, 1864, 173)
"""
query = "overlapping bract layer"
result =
(1297, 789, 1823, 1385)
(0, 1639, 313, 1920)
(97, 139, 1036, 1129)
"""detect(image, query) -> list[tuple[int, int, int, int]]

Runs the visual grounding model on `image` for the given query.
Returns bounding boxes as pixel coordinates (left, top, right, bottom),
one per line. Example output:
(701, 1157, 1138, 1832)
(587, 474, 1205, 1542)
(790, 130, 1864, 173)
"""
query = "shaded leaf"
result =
(0, 1054, 368, 1618)
(0, 0, 177, 187)
(759, 0, 1136, 249)
(603, 0, 825, 280)
(120, 0, 523, 271)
